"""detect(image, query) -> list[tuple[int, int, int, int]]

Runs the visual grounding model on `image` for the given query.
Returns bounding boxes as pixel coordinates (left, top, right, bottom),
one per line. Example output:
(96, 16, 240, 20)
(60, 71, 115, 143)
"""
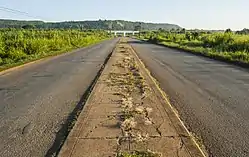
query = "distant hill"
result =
(0, 19, 181, 30)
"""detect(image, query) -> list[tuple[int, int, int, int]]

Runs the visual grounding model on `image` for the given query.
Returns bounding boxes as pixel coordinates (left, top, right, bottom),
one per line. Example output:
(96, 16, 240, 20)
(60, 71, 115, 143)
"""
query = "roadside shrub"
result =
(0, 57, 3, 65)
(140, 30, 249, 63)
(0, 29, 110, 67)
(5, 48, 27, 61)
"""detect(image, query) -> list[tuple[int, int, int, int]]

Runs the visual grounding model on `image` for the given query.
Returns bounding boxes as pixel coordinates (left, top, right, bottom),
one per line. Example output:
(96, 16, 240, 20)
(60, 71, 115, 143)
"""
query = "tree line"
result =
(0, 19, 181, 30)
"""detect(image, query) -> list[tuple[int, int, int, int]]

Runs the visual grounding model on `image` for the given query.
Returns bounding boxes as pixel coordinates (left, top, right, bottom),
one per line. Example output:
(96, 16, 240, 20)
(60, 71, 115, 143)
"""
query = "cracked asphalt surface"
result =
(129, 39, 249, 157)
(0, 38, 118, 157)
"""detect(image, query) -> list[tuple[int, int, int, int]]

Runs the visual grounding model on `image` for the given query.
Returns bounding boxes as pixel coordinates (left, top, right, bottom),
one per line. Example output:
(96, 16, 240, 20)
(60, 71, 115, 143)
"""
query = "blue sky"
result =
(0, 0, 248, 30)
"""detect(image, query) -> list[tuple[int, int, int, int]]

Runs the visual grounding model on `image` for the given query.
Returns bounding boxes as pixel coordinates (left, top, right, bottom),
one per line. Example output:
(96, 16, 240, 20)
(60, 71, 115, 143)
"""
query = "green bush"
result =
(0, 29, 111, 67)
(140, 30, 249, 64)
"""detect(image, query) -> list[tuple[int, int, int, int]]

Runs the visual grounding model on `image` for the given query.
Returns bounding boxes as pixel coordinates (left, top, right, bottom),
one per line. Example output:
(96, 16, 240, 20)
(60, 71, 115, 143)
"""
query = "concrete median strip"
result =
(58, 38, 206, 157)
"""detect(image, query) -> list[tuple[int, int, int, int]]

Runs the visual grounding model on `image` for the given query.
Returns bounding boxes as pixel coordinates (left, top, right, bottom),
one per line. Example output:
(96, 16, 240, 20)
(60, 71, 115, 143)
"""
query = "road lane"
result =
(0, 38, 118, 157)
(129, 39, 249, 157)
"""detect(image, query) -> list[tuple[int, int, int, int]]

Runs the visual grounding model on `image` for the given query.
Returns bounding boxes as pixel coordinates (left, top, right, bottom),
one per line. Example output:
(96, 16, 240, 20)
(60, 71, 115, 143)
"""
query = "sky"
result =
(0, 0, 248, 30)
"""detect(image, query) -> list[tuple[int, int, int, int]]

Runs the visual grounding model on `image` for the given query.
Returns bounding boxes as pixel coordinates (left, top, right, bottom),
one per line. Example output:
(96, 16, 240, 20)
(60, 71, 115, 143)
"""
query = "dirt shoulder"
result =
(58, 38, 206, 157)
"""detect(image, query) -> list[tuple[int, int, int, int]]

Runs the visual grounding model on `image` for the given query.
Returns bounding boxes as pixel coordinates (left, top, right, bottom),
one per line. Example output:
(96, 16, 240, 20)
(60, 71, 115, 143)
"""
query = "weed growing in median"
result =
(107, 42, 161, 156)
(118, 150, 162, 157)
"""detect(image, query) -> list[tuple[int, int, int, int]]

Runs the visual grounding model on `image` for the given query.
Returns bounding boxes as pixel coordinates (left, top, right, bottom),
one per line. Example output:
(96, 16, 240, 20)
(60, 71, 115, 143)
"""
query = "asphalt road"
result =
(0, 38, 118, 157)
(129, 39, 249, 157)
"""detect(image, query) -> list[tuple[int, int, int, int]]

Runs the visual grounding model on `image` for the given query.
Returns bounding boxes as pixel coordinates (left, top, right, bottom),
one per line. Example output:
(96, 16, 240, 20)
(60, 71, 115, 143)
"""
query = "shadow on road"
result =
(127, 40, 148, 44)
(45, 76, 94, 157)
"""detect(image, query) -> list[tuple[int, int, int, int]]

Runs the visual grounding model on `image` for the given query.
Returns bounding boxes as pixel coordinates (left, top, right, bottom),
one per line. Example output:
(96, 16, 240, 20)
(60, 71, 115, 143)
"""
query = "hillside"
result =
(0, 19, 181, 30)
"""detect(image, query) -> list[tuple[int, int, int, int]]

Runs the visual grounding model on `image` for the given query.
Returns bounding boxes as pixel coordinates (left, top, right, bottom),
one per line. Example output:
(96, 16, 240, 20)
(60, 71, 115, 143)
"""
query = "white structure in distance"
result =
(109, 30, 139, 36)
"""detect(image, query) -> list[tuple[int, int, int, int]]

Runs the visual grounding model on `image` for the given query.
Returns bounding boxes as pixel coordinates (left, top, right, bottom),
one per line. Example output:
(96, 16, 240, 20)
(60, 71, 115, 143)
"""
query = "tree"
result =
(242, 28, 249, 34)
(134, 22, 142, 37)
(191, 32, 199, 40)
(170, 28, 175, 32)
(134, 22, 142, 31)
(225, 28, 232, 33)
(77, 24, 85, 31)
(158, 28, 164, 32)
(236, 28, 249, 35)
(180, 28, 186, 34)
(22, 24, 36, 29)
(134, 25, 141, 31)
(176, 28, 181, 33)
(185, 32, 191, 41)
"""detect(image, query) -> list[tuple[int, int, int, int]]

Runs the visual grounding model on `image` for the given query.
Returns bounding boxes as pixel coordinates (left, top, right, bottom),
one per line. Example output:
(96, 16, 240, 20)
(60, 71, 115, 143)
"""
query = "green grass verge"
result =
(142, 38, 249, 68)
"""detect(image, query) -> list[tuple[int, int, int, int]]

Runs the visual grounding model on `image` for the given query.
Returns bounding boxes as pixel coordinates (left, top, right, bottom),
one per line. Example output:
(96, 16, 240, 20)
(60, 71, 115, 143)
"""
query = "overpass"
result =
(109, 30, 139, 37)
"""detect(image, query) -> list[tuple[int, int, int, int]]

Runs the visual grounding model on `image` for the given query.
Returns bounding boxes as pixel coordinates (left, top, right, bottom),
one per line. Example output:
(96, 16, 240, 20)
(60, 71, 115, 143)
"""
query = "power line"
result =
(0, 8, 39, 19)
(0, 6, 31, 16)
(0, 6, 47, 20)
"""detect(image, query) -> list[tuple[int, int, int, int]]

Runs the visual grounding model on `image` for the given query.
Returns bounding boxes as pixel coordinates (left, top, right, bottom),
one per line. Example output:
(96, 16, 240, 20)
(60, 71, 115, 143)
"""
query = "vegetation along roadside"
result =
(0, 29, 112, 72)
(139, 29, 249, 67)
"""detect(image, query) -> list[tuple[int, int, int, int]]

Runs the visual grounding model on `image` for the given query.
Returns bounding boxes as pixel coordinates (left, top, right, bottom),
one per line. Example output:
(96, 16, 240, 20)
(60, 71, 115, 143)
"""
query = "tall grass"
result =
(141, 31, 249, 64)
(0, 29, 111, 67)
